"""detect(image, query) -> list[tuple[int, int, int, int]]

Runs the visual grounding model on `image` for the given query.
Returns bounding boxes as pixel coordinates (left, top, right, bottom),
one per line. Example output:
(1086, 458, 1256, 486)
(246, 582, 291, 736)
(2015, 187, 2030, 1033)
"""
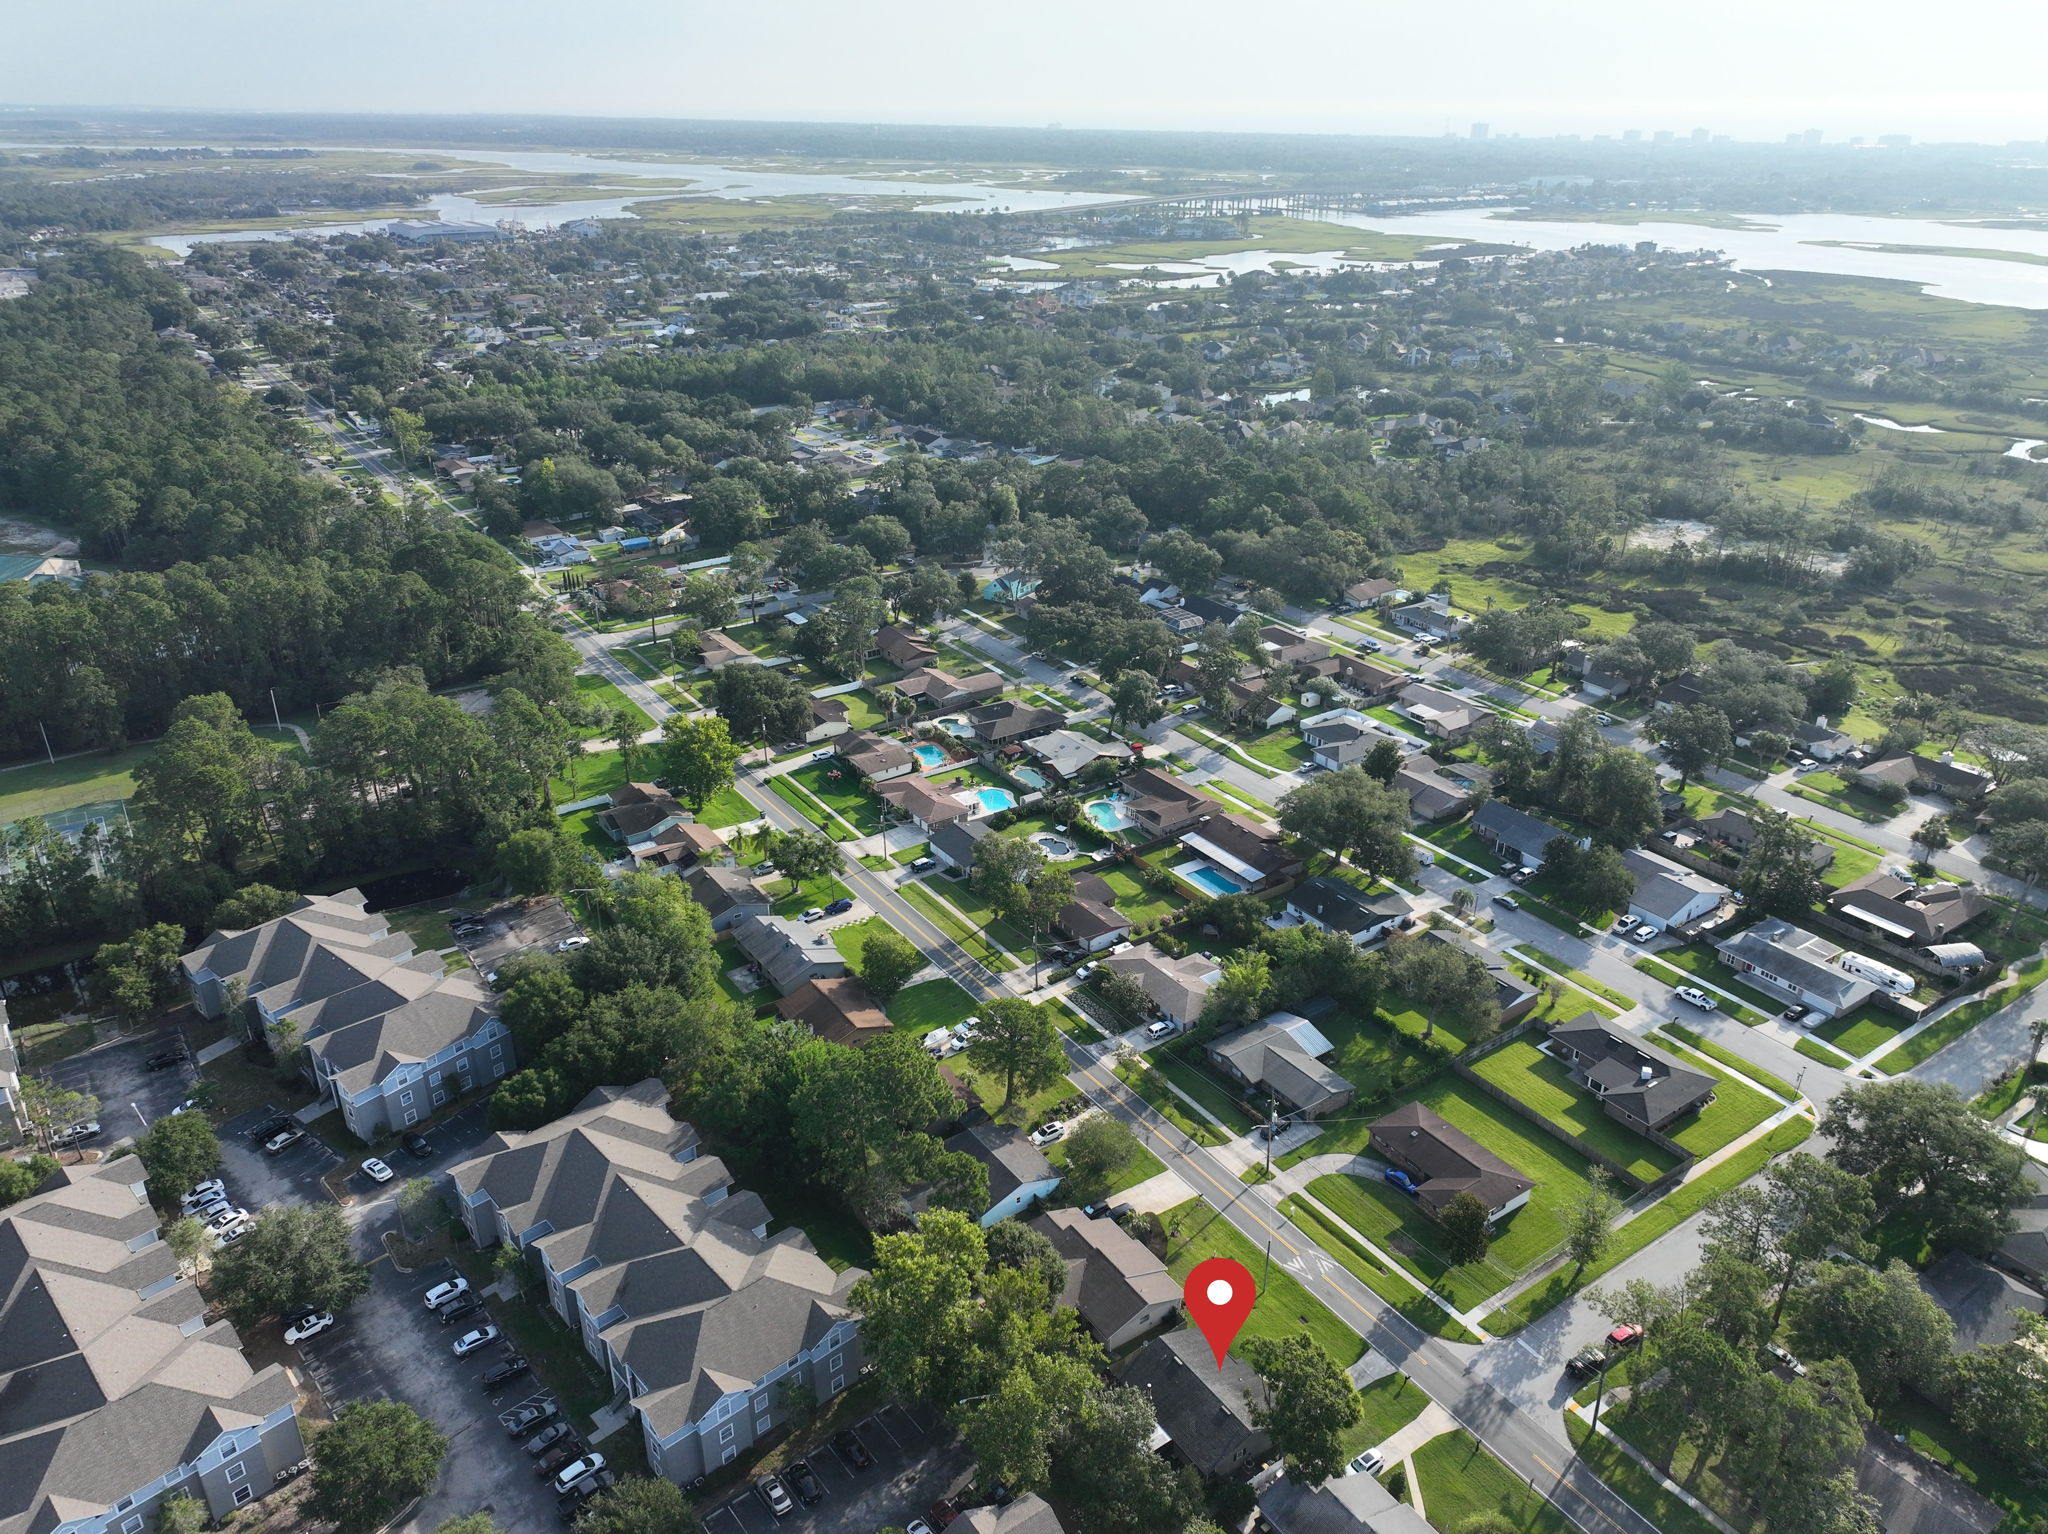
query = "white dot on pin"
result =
(1206, 1279, 1234, 1307)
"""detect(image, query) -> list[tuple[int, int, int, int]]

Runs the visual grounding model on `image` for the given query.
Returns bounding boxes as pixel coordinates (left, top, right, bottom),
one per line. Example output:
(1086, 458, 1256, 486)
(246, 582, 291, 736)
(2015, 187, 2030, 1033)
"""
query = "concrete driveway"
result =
(703, 1406, 967, 1534)
(300, 1249, 568, 1534)
(41, 1026, 201, 1144)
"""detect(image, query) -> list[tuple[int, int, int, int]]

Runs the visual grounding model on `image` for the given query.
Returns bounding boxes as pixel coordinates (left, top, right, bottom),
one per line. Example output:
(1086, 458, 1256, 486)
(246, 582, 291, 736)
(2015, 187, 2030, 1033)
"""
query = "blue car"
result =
(1383, 1168, 1419, 1195)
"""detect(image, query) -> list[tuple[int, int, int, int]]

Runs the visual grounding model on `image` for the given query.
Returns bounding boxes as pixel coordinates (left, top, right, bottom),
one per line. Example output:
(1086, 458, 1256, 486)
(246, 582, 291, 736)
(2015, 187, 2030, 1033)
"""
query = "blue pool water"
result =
(912, 742, 950, 769)
(1179, 861, 1248, 896)
(1011, 765, 1051, 791)
(969, 787, 1017, 814)
(1083, 797, 1137, 832)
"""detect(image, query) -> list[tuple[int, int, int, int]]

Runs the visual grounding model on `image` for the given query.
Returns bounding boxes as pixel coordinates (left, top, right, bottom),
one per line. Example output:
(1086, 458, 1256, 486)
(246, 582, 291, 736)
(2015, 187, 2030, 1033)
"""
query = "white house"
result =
(942, 1122, 1062, 1225)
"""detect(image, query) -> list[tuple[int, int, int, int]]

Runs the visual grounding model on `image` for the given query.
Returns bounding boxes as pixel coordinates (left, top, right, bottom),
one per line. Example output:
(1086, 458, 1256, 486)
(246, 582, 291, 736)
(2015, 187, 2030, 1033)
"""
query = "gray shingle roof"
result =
(1472, 800, 1573, 864)
(1548, 1014, 1715, 1127)
(943, 1122, 1057, 1208)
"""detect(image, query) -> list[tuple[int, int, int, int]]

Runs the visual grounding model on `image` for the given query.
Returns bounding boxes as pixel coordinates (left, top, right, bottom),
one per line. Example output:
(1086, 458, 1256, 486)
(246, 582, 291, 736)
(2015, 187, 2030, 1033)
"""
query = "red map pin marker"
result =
(1184, 1256, 1257, 1369)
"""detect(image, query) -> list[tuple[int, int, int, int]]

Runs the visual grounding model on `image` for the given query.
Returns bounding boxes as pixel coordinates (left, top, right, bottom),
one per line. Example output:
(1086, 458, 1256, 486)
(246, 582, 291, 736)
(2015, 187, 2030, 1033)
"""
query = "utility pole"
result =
(269, 688, 283, 730)
(37, 719, 54, 765)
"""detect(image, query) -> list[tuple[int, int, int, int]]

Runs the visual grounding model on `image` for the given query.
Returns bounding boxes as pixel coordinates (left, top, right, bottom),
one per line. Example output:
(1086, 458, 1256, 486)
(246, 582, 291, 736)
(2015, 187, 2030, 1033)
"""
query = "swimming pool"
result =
(933, 715, 974, 738)
(1011, 765, 1052, 792)
(1175, 859, 1248, 896)
(1083, 797, 1137, 833)
(912, 742, 951, 770)
(1033, 834, 1076, 859)
(961, 787, 1017, 815)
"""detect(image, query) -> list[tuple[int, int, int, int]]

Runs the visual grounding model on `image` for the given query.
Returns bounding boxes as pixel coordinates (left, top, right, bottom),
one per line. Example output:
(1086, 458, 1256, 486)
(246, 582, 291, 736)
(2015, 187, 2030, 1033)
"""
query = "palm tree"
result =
(1450, 887, 1476, 920)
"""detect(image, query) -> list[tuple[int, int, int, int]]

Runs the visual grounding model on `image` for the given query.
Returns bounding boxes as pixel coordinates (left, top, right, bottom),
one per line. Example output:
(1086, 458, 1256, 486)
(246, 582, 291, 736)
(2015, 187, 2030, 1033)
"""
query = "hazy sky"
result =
(7, 0, 2043, 146)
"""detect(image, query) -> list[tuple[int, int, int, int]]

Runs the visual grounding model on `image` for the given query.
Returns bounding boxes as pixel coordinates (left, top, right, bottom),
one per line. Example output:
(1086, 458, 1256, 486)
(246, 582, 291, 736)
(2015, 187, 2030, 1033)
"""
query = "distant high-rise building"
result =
(1803, 129, 1823, 145)
(1470, 122, 1489, 140)
(1691, 127, 1709, 143)
(1654, 130, 1675, 144)
(1623, 129, 1641, 143)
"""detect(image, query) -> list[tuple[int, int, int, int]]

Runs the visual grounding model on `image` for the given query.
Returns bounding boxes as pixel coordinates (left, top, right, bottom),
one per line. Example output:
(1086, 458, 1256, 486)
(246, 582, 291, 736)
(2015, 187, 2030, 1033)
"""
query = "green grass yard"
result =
(1162, 1197, 1365, 1365)
(1468, 1038, 1681, 1182)
(0, 743, 155, 822)
(1810, 1002, 1907, 1057)
(786, 760, 885, 834)
(883, 978, 978, 1034)
(1410, 1429, 1576, 1534)
(573, 674, 653, 736)
(897, 881, 1017, 972)
(1281, 1193, 1480, 1343)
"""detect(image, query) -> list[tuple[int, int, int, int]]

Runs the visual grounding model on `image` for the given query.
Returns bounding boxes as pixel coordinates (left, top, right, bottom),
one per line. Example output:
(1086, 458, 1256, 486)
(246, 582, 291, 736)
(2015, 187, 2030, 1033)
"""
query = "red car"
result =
(1607, 1323, 1644, 1349)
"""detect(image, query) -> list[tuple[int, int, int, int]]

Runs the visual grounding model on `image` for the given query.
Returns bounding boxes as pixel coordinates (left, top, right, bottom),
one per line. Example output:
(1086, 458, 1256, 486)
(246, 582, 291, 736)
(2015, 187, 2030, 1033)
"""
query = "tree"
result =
(860, 928, 925, 1003)
(764, 829, 844, 881)
(1381, 934, 1499, 1043)
(1275, 768, 1415, 882)
(1362, 738, 1404, 784)
(969, 834, 1044, 917)
(968, 999, 1066, 1112)
(156, 1495, 207, 1534)
(848, 1209, 989, 1403)
(986, 1218, 1069, 1303)
(164, 1214, 213, 1272)
(1820, 1079, 2031, 1253)
(899, 563, 963, 625)
(1736, 805, 1826, 918)
(1438, 1192, 1492, 1266)
(92, 921, 186, 1022)
(1563, 1167, 1622, 1277)
(211, 883, 299, 931)
(20, 1076, 100, 1154)
(1091, 965, 1154, 1022)
(1452, 1519, 1517, 1534)
(1242, 1335, 1362, 1486)
(1786, 1258, 1952, 1405)
(1108, 673, 1162, 733)
(1951, 1307, 2048, 1472)
(305, 1400, 448, 1534)
(575, 1477, 703, 1534)
(433, 1517, 503, 1534)
(135, 1110, 221, 1209)
(1908, 815, 1953, 863)
(398, 1176, 443, 1237)
(211, 1202, 371, 1326)
(496, 826, 598, 896)
(1584, 748, 1665, 848)
(1649, 704, 1732, 788)
(1201, 950, 1272, 1032)
(711, 664, 813, 746)
(661, 714, 742, 810)
(1059, 1115, 1144, 1204)
(1146, 528, 1223, 593)
(1543, 838, 1635, 915)
(1992, 819, 2048, 922)
(1747, 1152, 1876, 1323)
(0, 1152, 58, 1209)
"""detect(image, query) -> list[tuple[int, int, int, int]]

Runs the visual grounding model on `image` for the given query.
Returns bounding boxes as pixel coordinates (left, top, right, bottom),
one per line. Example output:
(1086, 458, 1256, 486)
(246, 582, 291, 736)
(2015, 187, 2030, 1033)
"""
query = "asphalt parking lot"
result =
(216, 1103, 343, 1211)
(454, 897, 583, 980)
(41, 1026, 200, 1144)
(301, 1253, 567, 1534)
(703, 1405, 969, 1534)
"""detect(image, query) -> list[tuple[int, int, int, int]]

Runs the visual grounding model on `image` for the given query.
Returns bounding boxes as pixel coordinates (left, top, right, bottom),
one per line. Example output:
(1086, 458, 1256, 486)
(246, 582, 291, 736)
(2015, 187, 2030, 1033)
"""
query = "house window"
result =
(490, 1043, 504, 1060)
(429, 1071, 442, 1087)
(493, 1059, 507, 1078)
(433, 1090, 447, 1108)
(829, 1354, 842, 1372)
(405, 1107, 420, 1125)
(122, 1517, 144, 1534)
(721, 1446, 738, 1466)
(399, 1090, 415, 1106)
(719, 1423, 736, 1443)
(233, 1487, 253, 1507)
(830, 1375, 844, 1394)
(225, 1462, 247, 1485)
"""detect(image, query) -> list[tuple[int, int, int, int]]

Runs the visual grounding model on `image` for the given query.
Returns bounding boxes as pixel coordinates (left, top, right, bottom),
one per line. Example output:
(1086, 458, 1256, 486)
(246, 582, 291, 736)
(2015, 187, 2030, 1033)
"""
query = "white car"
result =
(452, 1325, 501, 1357)
(1028, 1121, 1066, 1148)
(361, 1157, 394, 1183)
(555, 935, 590, 953)
(206, 1205, 252, 1230)
(1674, 987, 1719, 1011)
(1145, 1020, 1177, 1040)
(284, 1312, 335, 1346)
(181, 1182, 227, 1211)
(552, 1454, 606, 1495)
(801, 907, 825, 922)
(1347, 1448, 1386, 1478)
(423, 1278, 471, 1310)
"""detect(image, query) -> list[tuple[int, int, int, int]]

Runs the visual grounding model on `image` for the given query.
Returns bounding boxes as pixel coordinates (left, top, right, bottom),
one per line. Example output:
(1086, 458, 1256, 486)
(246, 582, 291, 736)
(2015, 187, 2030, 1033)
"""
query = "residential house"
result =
(1098, 946, 1221, 1027)
(1621, 848, 1727, 933)
(1259, 624, 1334, 671)
(1120, 767, 1211, 840)
(1156, 606, 1205, 636)
(876, 775, 975, 833)
(1207, 1012, 1354, 1118)
(1655, 675, 1706, 711)
(1794, 721, 1858, 761)
(1472, 801, 1579, 870)
(837, 731, 915, 782)
(699, 630, 757, 671)
(889, 666, 1005, 714)
(625, 821, 726, 871)
(983, 571, 1041, 605)
(942, 1122, 1062, 1225)
(1181, 594, 1241, 626)
(179, 892, 513, 1139)
(1397, 682, 1483, 744)
(1369, 1102, 1534, 1222)
(875, 624, 938, 670)
(732, 913, 850, 993)
(1828, 872, 1989, 948)
(1422, 929, 1539, 1027)
(777, 976, 893, 1048)
(1227, 678, 1296, 730)
(968, 700, 1064, 747)
(1177, 813, 1304, 892)
(1258, 1465, 1435, 1534)
(1917, 1251, 2046, 1359)
(1116, 1328, 1271, 1476)
(1389, 598, 1469, 642)
(0, 1000, 22, 1139)
(1547, 1015, 1716, 1133)
(1994, 1161, 2048, 1286)
(1031, 1209, 1180, 1351)
(958, 1497, 1069, 1534)
(1342, 577, 1403, 609)
(0, 1159, 306, 1534)
(685, 866, 773, 933)
(1330, 654, 1407, 699)
(804, 698, 851, 744)
(1695, 808, 1835, 871)
(1395, 755, 1490, 821)
(1716, 917, 1877, 1019)
(1283, 876, 1415, 944)
(1299, 709, 1376, 770)
(1578, 665, 1634, 701)
(1029, 730, 1133, 783)
(448, 1081, 862, 1488)
(599, 782, 691, 850)
(1922, 756, 1994, 802)
(927, 818, 993, 873)
(1056, 874, 1132, 954)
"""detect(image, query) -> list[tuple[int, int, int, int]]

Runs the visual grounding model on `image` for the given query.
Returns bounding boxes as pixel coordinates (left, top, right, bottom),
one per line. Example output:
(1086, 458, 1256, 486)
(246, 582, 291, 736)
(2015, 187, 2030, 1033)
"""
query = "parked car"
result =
(1028, 1120, 1066, 1148)
(1359, 637, 1382, 653)
(423, 1278, 471, 1310)
(1612, 917, 1640, 937)
(481, 1355, 531, 1390)
(1144, 1020, 1177, 1040)
(1566, 1344, 1609, 1379)
(505, 1401, 557, 1438)
(555, 935, 590, 952)
(786, 1462, 824, 1506)
(1383, 1168, 1419, 1195)
(361, 1157, 394, 1183)
(1607, 1323, 1644, 1350)
(1595, 712, 1615, 726)
(801, 907, 826, 922)
(907, 1521, 937, 1534)
(909, 856, 938, 874)
(51, 1120, 102, 1149)
(823, 897, 854, 916)
(216, 1220, 253, 1245)
(1509, 865, 1536, 884)
(553, 1455, 607, 1496)
(1346, 1448, 1385, 1478)
(206, 1204, 252, 1230)
(1492, 894, 1520, 910)
(402, 1132, 434, 1159)
(1764, 1342, 1809, 1378)
(248, 1116, 294, 1142)
(146, 1049, 185, 1071)
(832, 1429, 874, 1470)
(181, 1181, 226, 1210)
(452, 1325, 501, 1358)
(437, 1292, 484, 1327)
(559, 1471, 613, 1515)
(525, 1422, 576, 1457)
(534, 1443, 582, 1478)
(756, 1475, 795, 1517)
(263, 1128, 304, 1155)
(1783, 1004, 1811, 1023)
(284, 1312, 335, 1346)
(1674, 987, 1718, 1011)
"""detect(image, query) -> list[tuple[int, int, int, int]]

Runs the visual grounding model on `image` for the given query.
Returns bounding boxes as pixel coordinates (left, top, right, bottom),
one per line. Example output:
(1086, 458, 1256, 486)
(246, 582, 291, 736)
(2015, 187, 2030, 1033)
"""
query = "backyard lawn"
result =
(549, 747, 631, 806)
(1468, 1038, 1681, 1182)
(786, 760, 885, 834)
(1662, 1055, 1780, 1157)
(1095, 864, 1187, 925)
(0, 743, 156, 822)
(1162, 1198, 1365, 1365)
(830, 915, 891, 970)
(884, 978, 978, 1034)
(573, 674, 653, 736)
